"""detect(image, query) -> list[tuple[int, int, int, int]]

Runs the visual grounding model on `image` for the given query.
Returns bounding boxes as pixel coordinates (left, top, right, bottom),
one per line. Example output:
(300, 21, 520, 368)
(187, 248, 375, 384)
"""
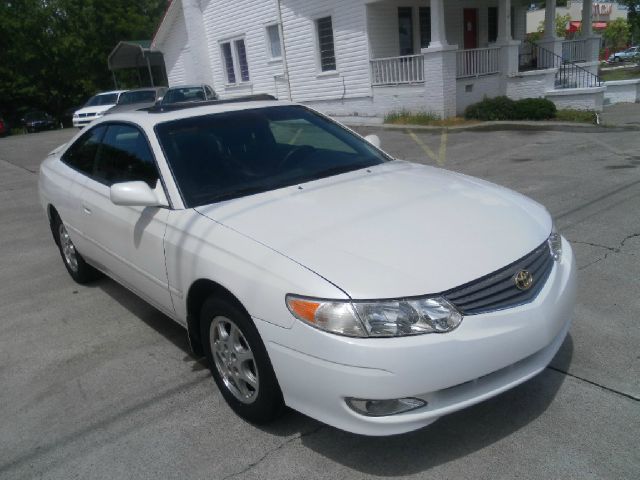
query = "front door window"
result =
(464, 8, 478, 49)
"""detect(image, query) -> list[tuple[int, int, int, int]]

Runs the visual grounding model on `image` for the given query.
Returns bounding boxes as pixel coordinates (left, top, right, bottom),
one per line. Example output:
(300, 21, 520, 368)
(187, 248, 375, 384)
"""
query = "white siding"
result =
(201, 0, 287, 98)
(280, 0, 372, 102)
(158, 10, 194, 86)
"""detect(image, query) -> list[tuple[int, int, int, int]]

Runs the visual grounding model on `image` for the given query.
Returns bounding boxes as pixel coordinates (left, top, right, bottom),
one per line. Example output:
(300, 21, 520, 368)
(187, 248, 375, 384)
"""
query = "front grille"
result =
(79, 113, 95, 118)
(443, 241, 554, 315)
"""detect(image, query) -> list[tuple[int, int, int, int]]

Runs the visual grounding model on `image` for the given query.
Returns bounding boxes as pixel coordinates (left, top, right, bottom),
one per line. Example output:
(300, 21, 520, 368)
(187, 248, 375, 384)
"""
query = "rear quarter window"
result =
(61, 126, 107, 175)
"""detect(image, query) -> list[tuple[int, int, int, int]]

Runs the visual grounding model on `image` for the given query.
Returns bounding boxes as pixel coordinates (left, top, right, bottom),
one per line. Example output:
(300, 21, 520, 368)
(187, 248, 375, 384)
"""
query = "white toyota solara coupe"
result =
(39, 96, 576, 436)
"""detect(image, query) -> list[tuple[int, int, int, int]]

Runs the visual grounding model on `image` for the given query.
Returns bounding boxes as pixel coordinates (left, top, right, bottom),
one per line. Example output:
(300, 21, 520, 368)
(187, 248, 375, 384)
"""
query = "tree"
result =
(618, 1, 640, 44)
(0, 0, 168, 125)
(603, 18, 631, 51)
(537, 13, 572, 38)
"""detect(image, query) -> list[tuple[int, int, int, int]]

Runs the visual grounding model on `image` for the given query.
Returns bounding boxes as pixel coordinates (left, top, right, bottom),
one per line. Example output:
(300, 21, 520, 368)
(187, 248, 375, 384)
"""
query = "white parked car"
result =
(39, 97, 576, 436)
(72, 90, 127, 128)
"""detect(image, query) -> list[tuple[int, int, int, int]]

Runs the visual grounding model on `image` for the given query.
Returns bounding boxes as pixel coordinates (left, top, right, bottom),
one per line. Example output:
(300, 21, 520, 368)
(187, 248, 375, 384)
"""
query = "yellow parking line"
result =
(408, 129, 447, 166)
(289, 128, 302, 145)
(438, 129, 447, 166)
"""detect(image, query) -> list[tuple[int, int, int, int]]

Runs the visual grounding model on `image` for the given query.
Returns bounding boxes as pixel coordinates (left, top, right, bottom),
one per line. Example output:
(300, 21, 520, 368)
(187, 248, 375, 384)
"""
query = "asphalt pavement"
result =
(0, 119, 638, 479)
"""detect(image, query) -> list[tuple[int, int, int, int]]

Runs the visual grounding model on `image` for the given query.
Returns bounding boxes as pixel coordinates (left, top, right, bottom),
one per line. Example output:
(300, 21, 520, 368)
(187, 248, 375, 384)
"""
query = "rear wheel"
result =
(51, 213, 100, 284)
(201, 296, 284, 424)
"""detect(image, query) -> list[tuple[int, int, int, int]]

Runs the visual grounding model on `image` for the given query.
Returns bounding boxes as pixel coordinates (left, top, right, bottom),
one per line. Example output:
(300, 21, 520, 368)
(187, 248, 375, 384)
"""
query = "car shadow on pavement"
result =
(94, 277, 208, 372)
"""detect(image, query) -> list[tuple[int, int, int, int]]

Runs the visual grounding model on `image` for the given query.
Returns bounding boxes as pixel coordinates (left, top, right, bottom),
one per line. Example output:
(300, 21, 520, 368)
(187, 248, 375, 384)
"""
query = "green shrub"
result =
(512, 98, 557, 120)
(464, 97, 556, 121)
(464, 96, 516, 121)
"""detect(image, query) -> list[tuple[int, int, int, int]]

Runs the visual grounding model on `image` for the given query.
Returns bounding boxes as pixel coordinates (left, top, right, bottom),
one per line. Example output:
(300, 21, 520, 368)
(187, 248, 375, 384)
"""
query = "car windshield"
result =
(85, 93, 118, 107)
(118, 90, 157, 105)
(155, 106, 388, 207)
(162, 87, 205, 104)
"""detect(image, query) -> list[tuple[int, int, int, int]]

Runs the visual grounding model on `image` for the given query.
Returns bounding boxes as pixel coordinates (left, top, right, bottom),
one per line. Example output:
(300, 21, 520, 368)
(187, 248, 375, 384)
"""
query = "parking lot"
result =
(1, 122, 639, 479)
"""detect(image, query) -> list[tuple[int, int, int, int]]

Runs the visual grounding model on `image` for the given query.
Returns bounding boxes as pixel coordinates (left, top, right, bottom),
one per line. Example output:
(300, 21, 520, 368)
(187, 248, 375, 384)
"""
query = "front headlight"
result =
(286, 294, 462, 338)
(548, 224, 562, 262)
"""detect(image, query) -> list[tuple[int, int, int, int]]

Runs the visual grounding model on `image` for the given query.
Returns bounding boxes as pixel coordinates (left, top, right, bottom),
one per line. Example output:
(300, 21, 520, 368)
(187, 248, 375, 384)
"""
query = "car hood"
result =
(75, 105, 114, 115)
(195, 161, 552, 299)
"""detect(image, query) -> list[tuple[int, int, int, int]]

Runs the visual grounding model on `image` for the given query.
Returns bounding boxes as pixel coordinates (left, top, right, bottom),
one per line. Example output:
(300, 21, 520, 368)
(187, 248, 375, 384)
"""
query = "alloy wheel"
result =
(209, 316, 259, 404)
(58, 223, 78, 272)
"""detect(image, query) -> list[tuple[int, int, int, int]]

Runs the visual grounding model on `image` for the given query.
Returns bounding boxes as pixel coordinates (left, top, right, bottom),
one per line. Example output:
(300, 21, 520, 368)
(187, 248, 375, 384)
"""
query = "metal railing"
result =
(519, 40, 601, 89)
(562, 39, 586, 63)
(370, 54, 424, 85)
(456, 46, 501, 79)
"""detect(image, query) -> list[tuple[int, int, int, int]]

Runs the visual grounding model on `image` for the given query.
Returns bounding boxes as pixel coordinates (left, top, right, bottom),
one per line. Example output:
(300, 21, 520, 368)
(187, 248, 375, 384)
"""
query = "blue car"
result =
(608, 46, 639, 63)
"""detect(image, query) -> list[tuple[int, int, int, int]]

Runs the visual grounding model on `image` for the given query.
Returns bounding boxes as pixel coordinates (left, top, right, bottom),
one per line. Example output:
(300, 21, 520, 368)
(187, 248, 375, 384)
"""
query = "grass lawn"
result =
(555, 109, 597, 123)
(384, 111, 479, 127)
(599, 65, 640, 82)
(384, 109, 595, 126)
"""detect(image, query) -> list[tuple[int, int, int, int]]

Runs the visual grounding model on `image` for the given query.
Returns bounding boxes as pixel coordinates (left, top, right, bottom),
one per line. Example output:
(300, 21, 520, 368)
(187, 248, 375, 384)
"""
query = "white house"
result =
(152, 0, 628, 118)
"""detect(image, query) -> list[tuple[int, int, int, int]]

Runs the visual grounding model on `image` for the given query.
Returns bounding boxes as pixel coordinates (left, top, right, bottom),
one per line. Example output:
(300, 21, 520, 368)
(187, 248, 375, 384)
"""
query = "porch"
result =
(364, 0, 603, 116)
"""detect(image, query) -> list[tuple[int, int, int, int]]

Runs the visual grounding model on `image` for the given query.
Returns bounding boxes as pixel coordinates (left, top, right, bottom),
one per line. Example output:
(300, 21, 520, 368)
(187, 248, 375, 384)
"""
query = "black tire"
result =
(50, 213, 100, 284)
(201, 296, 284, 424)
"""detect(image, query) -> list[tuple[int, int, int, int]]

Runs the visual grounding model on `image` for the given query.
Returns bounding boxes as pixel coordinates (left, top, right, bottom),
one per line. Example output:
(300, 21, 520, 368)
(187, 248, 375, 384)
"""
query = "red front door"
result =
(463, 9, 478, 49)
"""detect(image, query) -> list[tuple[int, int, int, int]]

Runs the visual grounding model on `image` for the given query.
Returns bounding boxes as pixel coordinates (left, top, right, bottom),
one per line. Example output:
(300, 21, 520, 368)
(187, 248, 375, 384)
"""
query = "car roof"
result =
(165, 84, 207, 90)
(94, 90, 128, 96)
(122, 87, 166, 93)
(95, 96, 294, 129)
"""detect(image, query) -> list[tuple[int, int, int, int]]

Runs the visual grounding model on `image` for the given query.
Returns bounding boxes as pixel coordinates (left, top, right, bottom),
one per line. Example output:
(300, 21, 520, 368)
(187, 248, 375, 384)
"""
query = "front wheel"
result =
(52, 215, 100, 284)
(201, 297, 284, 424)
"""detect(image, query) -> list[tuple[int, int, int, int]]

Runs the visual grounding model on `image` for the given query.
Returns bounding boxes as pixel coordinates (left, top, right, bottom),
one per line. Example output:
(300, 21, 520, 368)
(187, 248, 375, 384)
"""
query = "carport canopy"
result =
(107, 40, 165, 87)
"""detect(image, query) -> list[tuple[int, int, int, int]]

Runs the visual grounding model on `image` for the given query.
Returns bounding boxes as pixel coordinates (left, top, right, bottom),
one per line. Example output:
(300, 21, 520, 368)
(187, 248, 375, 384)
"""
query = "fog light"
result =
(548, 225, 562, 262)
(346, 397, 426, 417)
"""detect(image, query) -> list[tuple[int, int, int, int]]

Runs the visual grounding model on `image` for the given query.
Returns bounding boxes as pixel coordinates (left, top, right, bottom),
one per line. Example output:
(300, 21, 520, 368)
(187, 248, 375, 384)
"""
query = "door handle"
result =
(83, 205, 92, 214)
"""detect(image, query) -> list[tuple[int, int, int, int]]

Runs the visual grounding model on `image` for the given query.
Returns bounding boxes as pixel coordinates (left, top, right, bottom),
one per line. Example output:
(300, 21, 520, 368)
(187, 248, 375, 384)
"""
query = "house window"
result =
(488, 7, 498, 43)
(398, 7, 414, 55)
(266, 24, 282, 59)
(220, 38, 250, 84)
(316, 16, 336, 71)
(419, 7, 431, 49)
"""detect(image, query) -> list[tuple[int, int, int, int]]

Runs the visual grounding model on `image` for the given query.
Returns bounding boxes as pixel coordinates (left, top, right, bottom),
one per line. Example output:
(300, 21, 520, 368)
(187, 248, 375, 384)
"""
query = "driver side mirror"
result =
(110, 181, 168, 207)
(364, 134, 381, 149)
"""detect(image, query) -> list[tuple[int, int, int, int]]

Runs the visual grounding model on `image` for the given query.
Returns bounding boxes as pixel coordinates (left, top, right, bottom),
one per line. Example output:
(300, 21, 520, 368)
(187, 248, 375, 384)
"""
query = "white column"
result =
(581, 0, 600, 66)
(544, 0, 557, 39)
(497, 0, 512, 42)
(538, 0, 562, 64)
(582, 0, 594, 37)
(429, 0, 449, 49)
(182, 0, 214, 85)
(421, 0, 457, 118)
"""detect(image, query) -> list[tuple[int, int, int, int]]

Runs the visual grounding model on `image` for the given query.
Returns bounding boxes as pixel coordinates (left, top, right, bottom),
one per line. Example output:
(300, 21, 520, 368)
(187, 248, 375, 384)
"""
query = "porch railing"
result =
(370, 54, 424, 86)
(562, 39, 586, 63)
(519, 40, 601, 89)
(456, 47, 501, 79)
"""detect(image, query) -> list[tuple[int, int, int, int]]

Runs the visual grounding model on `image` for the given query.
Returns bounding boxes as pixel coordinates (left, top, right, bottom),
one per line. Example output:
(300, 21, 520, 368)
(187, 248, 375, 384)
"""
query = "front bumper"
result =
(72, 117, 96, 127)
(255, 238, 577, 436)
